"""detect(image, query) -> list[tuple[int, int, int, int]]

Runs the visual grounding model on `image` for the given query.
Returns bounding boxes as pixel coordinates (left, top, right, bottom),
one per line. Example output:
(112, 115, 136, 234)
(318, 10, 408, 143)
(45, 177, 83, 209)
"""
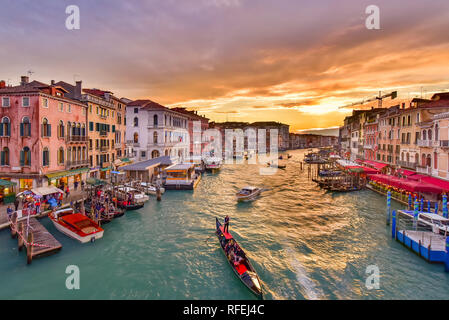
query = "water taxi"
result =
(49, 208, 104, 243)
(116, 186, 150, 203)
(204, 157, 222, 172)
(139, 182, 165, 195)
(164, 163, 201, 190)
(236, 186, 262, 202)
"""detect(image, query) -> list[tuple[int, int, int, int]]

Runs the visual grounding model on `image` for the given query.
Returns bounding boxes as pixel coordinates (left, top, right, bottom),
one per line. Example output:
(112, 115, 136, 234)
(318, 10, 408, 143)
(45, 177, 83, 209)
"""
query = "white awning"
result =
(31, 186, 64, 196)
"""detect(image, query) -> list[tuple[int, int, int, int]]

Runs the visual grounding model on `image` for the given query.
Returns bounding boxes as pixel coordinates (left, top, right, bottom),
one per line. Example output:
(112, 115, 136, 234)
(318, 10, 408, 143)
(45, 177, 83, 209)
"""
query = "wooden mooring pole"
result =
(27, 231, 33, 265)
(18, 222, 24, 251)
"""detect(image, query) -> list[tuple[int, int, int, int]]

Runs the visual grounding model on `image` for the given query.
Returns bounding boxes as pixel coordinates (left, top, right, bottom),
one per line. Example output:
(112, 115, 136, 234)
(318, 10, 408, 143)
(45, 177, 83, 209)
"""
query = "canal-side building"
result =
(0, 76, 88, 190)
(126, 99, 190, 162)
(56, 83, 127, 179)
(377, 105, 401, 165)
(170, 107, 210, 157)
(363, 109, 386, 161)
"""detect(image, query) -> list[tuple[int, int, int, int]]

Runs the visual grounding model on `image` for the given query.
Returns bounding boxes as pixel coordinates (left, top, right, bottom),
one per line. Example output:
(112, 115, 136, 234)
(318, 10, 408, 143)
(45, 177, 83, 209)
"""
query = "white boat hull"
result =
(51, 219, 104, 243)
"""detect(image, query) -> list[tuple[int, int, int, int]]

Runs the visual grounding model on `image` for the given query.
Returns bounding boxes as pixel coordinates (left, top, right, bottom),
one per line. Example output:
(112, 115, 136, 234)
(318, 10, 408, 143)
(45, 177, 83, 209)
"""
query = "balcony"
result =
(441, 140, 449, 148)
(66, 135, 88, 143)
(65, 160, 89, 169)
(100, 145, 109, 152)
(416, 166, 432, 175)
(114, 143, 122, 149)
(100, 130, 108, 137)
(398, 161, 417, 170)
(417, 139, 439, 148)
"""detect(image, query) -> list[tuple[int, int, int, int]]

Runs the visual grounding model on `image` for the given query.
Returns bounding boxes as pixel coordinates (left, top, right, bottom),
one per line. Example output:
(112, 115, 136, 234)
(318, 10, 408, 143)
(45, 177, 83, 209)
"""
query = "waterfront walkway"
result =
(0, 189, 87, 230)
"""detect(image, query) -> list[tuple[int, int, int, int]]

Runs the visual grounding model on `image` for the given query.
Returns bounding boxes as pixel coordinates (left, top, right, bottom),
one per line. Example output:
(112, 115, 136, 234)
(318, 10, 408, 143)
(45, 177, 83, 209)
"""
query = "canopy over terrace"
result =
(31, 186, 63, 196)
(357, 160, 389, 170)
(368, 174, 444, 194)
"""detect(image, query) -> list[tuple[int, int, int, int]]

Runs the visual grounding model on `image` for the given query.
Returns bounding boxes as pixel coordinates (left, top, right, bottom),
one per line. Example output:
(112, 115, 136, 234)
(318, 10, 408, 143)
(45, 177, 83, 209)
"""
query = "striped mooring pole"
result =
(391, 210, 396, 239)
(445, 236, 449, 272)
(413, 200, 419, 230)
(408, 193, 412, 210)
(443, 194, 448, 219)
(386, 190, 392, 226)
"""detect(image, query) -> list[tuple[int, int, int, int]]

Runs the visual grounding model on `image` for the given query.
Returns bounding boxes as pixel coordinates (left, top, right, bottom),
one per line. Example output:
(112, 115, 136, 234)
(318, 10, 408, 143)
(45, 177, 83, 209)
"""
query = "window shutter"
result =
(27, 124, 31, 137)
(27, 150, 31, 165)
(112, 125, 115, 132)
(62, 125, 65, 137)
(20, 123, 24, 137)
(41, 124, 44, 137)
(20, 151, 24, 166)
(0, 123, 3, 136)
(0, 151, 4, 166)
(6, 124, 10, 136)
(47, 124, 51, 137)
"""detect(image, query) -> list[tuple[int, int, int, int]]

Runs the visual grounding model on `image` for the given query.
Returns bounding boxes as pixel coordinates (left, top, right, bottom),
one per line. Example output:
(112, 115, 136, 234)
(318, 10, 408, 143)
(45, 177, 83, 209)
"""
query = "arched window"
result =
(426, 154, 431, 167)
(67, 147, 72, 163)
(153, 132, 158, 144)
(435, 124, 439, 141)
(19, 117, 31, 137)
(1, 117, 10, 137)
(422, 130, 426, 140)
(422, 154, 426, 166)
(133, 132, 139, 143)
(428, 129, 432, 141)
(154, 114, 158, 127)
(81, 124, 86, 137)
(1, 147, 9, 166)
(21, 147, 31, 166)
(58, 147, 64, 164)
(151, 150, 160, 158)
(434, 152, 438, 169)
(58, 120, 65, 138)
(82, 146, 86, 160)
(42, 118, 51, 137)
(43, 147, 50, 166)
(67, 122, 71, 137)
(134, 117, 138, 127)
(415, 153, 419, 165)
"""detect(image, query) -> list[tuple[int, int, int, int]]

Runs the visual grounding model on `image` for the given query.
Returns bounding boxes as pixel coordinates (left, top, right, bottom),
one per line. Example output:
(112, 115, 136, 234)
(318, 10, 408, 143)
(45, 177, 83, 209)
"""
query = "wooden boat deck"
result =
(396, 229, 447, 263)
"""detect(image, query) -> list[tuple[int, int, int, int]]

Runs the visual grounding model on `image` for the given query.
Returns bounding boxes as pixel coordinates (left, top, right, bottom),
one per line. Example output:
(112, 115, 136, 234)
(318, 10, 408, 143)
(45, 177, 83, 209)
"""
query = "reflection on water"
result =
(1, 149, 449, 300)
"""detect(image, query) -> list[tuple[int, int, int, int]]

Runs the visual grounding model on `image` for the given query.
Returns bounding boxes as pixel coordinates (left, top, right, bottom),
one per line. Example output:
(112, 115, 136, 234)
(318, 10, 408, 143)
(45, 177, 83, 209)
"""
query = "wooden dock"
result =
(9, 213, 62, 264)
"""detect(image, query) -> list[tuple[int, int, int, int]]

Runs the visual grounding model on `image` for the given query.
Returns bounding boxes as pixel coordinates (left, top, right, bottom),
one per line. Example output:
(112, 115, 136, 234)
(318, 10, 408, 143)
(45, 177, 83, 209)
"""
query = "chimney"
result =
(75, 81, 82, 100)
(0, 80, 5, 89)
(20, 76, 29, 86)
(51, 80, 55, 85)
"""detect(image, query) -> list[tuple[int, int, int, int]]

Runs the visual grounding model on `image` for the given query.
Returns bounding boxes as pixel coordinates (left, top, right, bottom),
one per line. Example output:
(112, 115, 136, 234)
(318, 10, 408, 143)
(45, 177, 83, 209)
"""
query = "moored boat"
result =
(116, 186, 150, 203)
(139, 182, 165, 195)
(236, 186, 262, 202)
(204, 157, 222, 172)
(215, 218, 263, 299)
(49, 208, 104, 243)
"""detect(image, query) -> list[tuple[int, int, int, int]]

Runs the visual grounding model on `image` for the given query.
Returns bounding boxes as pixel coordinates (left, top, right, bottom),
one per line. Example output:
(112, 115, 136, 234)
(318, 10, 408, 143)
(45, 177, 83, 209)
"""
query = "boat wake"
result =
(285, 246, 324, 300)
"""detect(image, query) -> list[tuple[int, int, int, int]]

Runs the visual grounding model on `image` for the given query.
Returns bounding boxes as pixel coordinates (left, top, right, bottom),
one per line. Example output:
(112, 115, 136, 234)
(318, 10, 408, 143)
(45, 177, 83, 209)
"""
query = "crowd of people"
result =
(6, 192, 63, 220)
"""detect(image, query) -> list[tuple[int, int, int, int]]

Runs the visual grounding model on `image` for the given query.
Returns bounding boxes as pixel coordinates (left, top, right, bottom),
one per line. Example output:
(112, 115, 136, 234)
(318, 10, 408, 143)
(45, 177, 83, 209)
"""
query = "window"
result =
(59, 102, 64, 112)
(42, 118, 51, 137)
(89, 122, 94, 131)
(43, 148, 50, 166)
(154, 114, 158, 127)
(134, 117, 138, 127)
(20, 147, 31, 166)
(0, 117, 11, 136)
(153, 132, 158, 144)
(134, 108, 138, 113)
(22, 97, 30, 107)
(21, 117, 31, 137)
(133, 132, 139, 143)
(2, 97, 10, 107)
(141, 151, 146, 158)
(58, 120, 65, 138)
(42, 98, 48, 108)
(67, 104, 71, 113)
(89, 104, 93, 113)
(0, 147, 9, 166)
(58, 147, 64, 164)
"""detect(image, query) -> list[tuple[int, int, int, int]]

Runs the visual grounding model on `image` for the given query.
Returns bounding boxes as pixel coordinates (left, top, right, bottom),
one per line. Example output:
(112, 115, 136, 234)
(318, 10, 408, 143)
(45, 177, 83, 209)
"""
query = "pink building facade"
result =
(0, 76, 88, 191)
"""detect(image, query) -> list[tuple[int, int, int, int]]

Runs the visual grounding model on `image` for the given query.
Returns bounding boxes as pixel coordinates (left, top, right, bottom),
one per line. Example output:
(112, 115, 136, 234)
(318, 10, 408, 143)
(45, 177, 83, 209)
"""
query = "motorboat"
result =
(236, 186, 262, 202)
(49, 208, 104, 243)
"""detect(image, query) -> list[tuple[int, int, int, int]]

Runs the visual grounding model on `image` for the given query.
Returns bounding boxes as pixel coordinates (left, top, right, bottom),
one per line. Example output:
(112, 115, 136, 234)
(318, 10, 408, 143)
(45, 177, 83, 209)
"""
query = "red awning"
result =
(398, 169, 416, 176)
(420, 176, 449, 192)
(364, 160, 388, 169)
(362, 167, 379, 174)
(368, 174, 444, 194)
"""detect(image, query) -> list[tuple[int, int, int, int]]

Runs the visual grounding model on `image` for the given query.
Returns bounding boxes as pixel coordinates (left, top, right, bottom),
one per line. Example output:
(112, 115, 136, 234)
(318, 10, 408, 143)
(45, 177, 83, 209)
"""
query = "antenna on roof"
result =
(27, 70, 34, 78)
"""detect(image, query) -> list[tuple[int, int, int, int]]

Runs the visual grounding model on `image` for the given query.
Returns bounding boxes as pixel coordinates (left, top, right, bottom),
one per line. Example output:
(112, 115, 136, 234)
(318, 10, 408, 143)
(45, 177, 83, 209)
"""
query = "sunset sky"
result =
(1, 0, 449, 133)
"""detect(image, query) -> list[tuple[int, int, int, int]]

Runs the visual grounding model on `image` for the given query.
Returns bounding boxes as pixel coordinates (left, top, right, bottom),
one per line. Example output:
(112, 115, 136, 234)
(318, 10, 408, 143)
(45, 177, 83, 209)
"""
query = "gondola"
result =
(115, 200, 144, 211)
(215, 218, 263, 299)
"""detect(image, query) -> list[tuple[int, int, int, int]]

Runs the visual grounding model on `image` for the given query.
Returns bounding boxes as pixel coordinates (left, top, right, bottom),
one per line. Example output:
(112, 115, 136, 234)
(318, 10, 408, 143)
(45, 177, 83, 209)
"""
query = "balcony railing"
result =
(65, 160, 89, 169)
(417, 139, 439, 147)
(397, 161, 417, 169)
(416, 166, 432, 175)
(66, 135, 88, 142)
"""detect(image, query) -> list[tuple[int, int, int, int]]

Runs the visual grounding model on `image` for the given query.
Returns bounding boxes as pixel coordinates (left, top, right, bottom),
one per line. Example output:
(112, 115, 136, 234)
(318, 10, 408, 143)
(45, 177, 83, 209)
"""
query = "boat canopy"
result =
(368, 174, 444, 194)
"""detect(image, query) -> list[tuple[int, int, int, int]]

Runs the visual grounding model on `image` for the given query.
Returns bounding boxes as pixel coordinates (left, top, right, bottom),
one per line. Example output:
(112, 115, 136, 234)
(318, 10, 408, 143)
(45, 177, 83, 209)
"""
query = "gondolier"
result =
(224, 215, 230, 233)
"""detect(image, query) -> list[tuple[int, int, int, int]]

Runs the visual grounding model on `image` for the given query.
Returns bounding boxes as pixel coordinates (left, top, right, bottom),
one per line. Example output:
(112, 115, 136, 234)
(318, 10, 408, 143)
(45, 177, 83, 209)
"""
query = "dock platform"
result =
(396, 230, 447, 262)
(9, 214, 62, 264)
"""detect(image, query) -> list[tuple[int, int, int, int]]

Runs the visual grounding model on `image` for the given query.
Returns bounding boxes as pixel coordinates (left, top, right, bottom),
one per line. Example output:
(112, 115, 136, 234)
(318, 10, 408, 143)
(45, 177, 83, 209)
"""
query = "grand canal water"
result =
(1, 149, 449, 300)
